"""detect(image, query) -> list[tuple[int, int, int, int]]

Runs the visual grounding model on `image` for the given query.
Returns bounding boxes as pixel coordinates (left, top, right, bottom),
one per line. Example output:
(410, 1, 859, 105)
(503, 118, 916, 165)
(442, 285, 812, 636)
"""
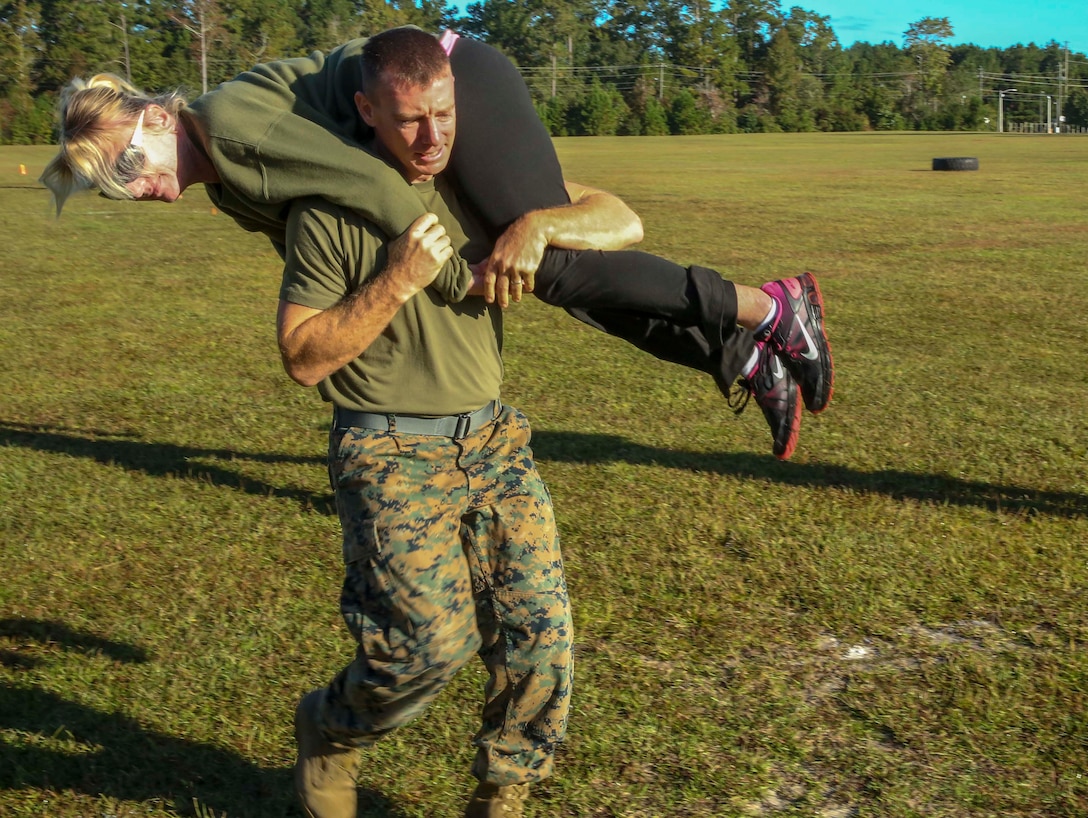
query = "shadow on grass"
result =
(0, 618, 405, 818)
(3, 420, 1083, 520)
(0, 421, 334, 514)
(531, 431, 1088, 519)
(0, 618, 149, 670)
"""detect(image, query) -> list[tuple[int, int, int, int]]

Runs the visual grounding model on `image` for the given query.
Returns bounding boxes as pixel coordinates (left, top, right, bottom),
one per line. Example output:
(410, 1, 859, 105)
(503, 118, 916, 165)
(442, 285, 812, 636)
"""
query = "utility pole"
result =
(1057, 42, 1068, 133)
(999, 88, 1016, 133)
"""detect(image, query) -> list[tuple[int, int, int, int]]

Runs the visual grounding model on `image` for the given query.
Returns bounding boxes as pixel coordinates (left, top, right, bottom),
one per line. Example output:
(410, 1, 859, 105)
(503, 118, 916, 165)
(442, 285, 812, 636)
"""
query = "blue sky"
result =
(805, 1, 1086, 52)
(451, 2, 1086, 54)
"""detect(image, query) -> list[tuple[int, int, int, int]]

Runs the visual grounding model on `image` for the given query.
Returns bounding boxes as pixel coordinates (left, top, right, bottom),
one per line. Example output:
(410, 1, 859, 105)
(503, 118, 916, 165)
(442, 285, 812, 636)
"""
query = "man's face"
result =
(354, 69, 456, 184)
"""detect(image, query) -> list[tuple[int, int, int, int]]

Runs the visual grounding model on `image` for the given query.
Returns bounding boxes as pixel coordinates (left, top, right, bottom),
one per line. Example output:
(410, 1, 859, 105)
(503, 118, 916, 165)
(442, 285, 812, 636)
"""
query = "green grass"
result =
(1, 132, 1086, 817)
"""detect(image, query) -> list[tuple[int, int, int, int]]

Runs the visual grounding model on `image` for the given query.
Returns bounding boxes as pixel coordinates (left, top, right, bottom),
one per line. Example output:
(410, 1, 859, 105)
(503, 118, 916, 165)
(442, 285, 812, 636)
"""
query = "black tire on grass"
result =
(932, 157, 979, 171)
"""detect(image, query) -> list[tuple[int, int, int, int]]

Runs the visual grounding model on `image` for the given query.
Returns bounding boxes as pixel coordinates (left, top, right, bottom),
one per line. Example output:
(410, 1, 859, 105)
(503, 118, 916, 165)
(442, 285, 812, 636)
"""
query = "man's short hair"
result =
(360, 28, 450, 94)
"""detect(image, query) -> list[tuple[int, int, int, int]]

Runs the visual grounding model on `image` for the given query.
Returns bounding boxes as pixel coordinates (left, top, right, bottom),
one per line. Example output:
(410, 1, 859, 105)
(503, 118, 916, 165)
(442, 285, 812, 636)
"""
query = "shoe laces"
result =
(727, 382, 752, 416)
(730, 339, 774, 416)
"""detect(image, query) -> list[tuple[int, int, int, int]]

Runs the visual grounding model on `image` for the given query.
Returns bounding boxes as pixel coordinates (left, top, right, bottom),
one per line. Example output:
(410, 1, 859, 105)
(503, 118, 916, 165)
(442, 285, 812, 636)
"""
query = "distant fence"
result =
(1005, 122, 1088, 134)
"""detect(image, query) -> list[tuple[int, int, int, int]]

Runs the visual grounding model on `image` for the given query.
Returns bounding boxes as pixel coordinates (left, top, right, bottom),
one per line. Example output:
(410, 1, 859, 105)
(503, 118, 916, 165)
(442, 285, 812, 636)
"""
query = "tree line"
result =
(3, 0, 1087, 143)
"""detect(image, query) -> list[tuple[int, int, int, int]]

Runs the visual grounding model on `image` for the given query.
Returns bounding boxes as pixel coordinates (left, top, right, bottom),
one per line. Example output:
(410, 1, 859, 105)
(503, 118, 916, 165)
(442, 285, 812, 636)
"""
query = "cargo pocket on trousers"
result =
(340, 514, 417, 663)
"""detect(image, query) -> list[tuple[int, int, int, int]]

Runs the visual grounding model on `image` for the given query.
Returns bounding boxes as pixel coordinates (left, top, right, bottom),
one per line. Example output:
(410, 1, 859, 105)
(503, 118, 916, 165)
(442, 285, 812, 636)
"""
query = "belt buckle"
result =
(453, 412, 472, 440)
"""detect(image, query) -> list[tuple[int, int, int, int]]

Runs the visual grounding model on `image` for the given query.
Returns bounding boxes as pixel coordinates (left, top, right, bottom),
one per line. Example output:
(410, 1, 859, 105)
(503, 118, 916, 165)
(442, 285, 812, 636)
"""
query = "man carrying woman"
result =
(41, 30, 833, 460)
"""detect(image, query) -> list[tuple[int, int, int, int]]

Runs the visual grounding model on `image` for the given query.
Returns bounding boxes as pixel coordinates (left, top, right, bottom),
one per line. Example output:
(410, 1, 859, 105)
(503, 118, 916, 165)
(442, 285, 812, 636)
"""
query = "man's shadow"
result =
(0, 421, 335, 515)
(530, 431, 1088, 519)
(0, 619, 404, 817)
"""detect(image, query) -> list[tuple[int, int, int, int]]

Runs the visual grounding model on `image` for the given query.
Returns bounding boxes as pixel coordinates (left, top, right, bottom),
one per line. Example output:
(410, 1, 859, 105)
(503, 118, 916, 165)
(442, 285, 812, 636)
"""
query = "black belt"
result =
(333, 400, 500, 440)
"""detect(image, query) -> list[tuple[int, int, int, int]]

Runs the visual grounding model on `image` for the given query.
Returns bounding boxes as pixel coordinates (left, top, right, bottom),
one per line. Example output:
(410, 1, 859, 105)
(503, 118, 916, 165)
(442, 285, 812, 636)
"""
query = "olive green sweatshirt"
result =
(187, 35, 471, 302)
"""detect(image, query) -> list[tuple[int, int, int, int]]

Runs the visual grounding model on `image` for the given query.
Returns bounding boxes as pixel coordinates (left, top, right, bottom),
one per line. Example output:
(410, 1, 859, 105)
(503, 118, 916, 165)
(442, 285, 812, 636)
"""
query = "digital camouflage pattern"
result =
(318, 404, 573, 786)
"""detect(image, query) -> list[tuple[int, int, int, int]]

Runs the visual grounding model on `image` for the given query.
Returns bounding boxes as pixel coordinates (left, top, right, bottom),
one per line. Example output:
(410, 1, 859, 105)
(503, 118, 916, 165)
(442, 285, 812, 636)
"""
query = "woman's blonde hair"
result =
(39, 73, 188, 213)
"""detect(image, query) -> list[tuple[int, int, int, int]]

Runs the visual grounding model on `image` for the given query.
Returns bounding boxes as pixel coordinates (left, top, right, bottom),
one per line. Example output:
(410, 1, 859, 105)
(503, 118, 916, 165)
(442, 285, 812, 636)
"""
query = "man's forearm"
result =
(530, 186, 644, 251)
(278, 276, 406, 388)
(279, 212, 453, 387)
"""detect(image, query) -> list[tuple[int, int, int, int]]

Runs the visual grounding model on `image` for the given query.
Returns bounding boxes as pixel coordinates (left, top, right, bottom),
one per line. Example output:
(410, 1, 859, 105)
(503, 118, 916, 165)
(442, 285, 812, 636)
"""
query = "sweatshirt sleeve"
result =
(234, 113, 470, 302)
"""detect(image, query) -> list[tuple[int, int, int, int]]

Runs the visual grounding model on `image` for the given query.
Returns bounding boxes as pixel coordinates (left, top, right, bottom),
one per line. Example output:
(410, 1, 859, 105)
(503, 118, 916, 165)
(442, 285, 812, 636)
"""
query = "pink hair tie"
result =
(438, 29, 460, 55)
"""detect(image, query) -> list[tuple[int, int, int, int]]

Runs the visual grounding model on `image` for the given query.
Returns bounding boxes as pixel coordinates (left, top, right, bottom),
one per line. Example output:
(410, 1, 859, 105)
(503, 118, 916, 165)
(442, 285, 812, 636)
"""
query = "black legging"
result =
(448, 37, 755, 388)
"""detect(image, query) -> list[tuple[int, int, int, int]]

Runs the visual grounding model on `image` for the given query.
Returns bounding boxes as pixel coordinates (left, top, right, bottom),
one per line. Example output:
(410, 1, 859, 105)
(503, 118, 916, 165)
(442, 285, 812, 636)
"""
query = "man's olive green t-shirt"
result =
(280, 175, 501, 415)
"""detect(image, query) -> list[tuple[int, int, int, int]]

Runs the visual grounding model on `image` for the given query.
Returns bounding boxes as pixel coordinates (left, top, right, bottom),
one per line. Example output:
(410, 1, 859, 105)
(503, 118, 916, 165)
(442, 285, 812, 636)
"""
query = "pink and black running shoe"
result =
(759, 272, 834, 414)
(735, 340, 802, 461)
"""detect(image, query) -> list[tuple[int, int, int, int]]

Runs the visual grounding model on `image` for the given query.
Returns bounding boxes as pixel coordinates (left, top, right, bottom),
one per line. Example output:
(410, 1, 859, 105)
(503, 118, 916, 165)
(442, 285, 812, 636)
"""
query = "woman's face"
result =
(113, 106, 183, 203)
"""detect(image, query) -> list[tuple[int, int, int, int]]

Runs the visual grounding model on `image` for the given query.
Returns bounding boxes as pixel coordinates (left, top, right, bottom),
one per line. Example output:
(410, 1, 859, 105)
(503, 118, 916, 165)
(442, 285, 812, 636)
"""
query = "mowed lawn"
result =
(1, 132, 1085, 817)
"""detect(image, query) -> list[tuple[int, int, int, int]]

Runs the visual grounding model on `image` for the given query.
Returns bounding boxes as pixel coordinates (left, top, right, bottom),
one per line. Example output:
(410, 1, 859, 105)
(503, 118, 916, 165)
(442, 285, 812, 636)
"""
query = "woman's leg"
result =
(569, 309, 756, 393)
(449, 37, 749, 385)
(448, 37, 569, 235)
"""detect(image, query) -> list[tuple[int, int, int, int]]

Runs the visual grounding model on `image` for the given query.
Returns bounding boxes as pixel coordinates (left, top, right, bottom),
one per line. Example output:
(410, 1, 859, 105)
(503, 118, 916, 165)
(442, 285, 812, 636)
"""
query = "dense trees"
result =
(2, 0, 1085, 142)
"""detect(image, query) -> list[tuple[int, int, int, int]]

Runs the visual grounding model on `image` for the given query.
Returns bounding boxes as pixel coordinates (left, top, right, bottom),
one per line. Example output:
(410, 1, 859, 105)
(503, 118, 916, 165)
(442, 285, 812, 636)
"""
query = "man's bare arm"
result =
(278, 213, 453, 387)
(480, 181, 644, 307)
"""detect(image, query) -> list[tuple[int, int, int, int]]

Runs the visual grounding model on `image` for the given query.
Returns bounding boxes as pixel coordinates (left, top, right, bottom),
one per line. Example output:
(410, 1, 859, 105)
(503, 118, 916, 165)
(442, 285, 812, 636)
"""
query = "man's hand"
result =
(478, 181, 644, 309)
(482, 213, 549, 308)
(384, 213, 454, 303)
(278, 213, 453, 388)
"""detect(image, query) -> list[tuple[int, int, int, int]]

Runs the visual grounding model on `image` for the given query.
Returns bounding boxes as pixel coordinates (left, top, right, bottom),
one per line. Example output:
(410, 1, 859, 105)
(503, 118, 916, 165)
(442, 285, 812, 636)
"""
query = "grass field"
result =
(1, 132, 1086, 818)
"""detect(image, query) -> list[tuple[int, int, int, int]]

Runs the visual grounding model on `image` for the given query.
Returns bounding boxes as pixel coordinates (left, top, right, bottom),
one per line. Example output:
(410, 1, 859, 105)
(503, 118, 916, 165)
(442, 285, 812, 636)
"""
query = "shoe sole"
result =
(775, 388, 803, 460)
(799, 272, 834, 415)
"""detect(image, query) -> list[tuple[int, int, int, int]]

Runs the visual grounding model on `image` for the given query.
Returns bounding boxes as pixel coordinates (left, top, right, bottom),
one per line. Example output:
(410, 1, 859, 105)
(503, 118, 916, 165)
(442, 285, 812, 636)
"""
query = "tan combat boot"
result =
(464, 781, 530, 818)
(293, 689, 361, 818)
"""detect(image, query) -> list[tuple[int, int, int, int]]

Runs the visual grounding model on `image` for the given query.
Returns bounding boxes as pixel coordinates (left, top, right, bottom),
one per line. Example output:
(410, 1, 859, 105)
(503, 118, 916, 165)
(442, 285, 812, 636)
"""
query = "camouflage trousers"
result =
(317, 403, 573, 786)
